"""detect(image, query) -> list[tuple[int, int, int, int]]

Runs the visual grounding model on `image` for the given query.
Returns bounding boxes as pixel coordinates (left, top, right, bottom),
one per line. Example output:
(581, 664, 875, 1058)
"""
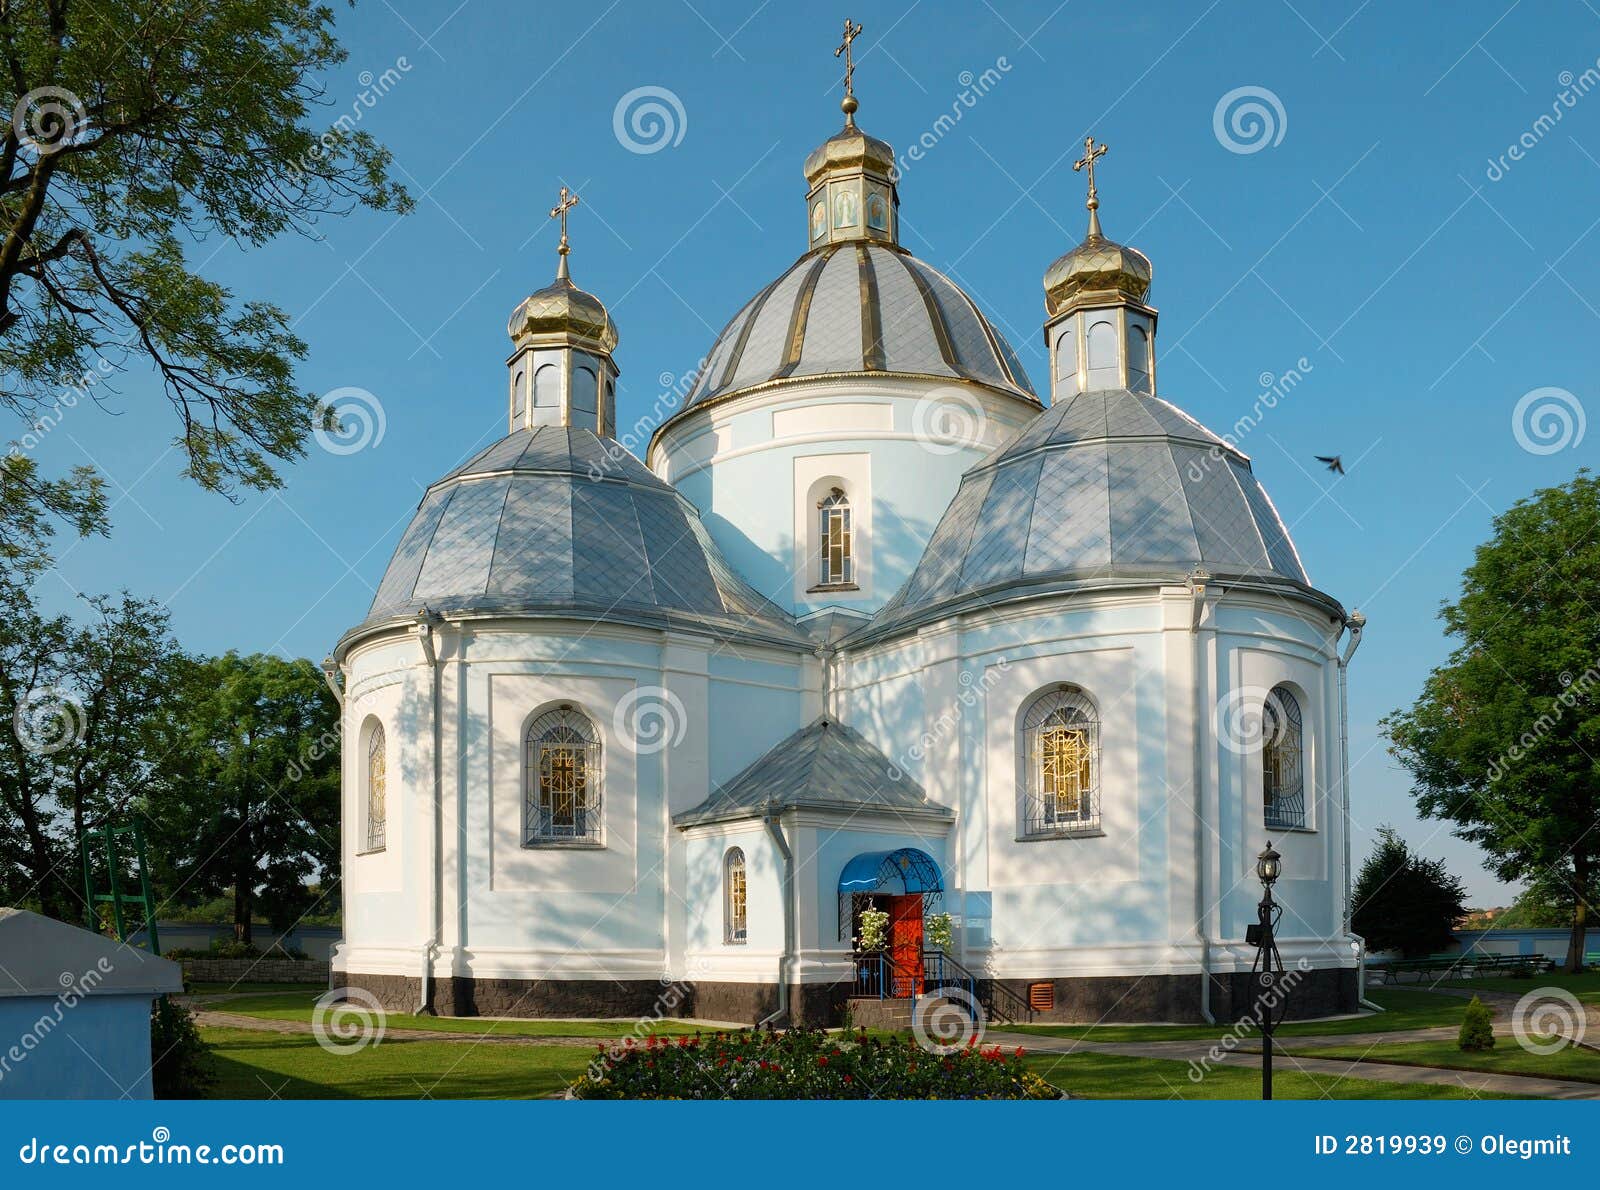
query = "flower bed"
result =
(571, 1027, 1059, 1100)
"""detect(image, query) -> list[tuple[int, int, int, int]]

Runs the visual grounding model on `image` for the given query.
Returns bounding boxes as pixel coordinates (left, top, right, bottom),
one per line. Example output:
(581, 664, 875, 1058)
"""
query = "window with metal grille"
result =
(1021, 686, 1101, 837)
(724, 847, 747, 944)
(365, 721, 387, 851)
(817, 488, 854, 587)
(524, 706, 602, 845)
(1262, 686, 1306, 830)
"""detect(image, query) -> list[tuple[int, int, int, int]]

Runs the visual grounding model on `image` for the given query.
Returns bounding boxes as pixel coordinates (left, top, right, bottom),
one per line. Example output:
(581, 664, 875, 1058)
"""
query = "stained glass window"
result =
(366, 722, 386, 851)
(525, 706, 601, 844)
(818, 488, 854, 587)
(1021, 686, 1100, 837)
(725, 847, 747, 943)
(1263, 686, 1305, 829)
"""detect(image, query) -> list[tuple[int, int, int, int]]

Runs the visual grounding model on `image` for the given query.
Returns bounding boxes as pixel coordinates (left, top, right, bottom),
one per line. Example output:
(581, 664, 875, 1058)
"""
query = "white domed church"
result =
(329, 58, 1367, 1025)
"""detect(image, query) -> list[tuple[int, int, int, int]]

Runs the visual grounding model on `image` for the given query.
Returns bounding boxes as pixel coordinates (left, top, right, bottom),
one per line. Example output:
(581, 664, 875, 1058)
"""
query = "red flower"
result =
(818, 1056, 828, 1067)
(1014, 1046, 1025, 1058)
(843, 1074, 853, 1084)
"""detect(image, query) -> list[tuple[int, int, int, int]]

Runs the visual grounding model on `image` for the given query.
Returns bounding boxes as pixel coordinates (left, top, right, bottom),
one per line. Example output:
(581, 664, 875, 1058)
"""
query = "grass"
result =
(196, 1027, 1515, 1100)
(1427, 970, 1600, 1004)
(206, 990, 705, 1038)
(1021, 1051, 1511, 1099)
(1285, 1037, 1600, 1086)
(1000, 989, 1471, 1043)
(202, 1028, 594, 1099)
(188, 982, 325, 995)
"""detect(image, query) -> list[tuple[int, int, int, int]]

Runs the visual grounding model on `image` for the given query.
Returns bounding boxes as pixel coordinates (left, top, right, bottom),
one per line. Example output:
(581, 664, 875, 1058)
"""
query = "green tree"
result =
(1458, 996, 1495, 1052)
(149, 652, 339, 942)
(1383, 471, 1600, 973)
(0, 576, 186, 920)
(1, 0, 409, 565)
(1351, 825, 1470, 957)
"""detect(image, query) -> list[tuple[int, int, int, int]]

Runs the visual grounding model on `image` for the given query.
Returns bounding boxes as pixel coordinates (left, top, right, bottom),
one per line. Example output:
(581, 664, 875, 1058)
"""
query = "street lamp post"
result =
(1248, 842, 1285, 1100)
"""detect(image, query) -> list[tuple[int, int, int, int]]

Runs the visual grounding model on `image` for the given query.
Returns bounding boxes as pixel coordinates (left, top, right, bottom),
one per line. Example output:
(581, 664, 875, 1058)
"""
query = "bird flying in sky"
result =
(1315, 455, 1344, 476)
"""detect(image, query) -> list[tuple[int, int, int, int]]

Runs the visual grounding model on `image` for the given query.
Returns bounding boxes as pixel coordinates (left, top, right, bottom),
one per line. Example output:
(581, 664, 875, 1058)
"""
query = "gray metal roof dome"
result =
(356, 426, 806, 648)
(863, 389, 1315, 637)
(680, 244, 1038, 409)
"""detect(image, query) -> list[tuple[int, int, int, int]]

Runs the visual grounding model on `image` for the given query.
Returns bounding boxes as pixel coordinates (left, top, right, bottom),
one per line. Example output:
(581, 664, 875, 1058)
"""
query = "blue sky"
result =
(27, 1, 1600, 901)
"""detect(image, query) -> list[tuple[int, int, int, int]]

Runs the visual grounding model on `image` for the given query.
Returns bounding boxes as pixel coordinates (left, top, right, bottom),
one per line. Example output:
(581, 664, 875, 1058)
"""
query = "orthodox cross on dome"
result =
(1073, 135, 1108, 239)
(835, 18, 863, 126)
(549, 185, 580, 280)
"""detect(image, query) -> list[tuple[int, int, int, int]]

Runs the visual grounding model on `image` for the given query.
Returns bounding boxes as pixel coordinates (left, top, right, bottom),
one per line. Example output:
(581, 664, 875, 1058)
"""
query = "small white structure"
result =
(330, 78, 1367, 1025)
(0, 909, 182, 1099)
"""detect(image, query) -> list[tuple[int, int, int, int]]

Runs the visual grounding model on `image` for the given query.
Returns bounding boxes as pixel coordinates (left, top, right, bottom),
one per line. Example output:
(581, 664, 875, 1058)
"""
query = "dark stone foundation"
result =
(334, 966, 1356, 1026)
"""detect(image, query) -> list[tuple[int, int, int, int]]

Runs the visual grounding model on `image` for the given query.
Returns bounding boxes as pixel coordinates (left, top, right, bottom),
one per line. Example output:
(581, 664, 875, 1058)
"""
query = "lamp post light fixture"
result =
(1247, 841, 1287, 1100)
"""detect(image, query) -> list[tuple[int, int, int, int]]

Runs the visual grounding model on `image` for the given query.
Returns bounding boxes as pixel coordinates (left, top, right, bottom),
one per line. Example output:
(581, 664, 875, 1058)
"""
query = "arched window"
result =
(512, 369, 526, 419)
(1086, 320, 1118, 391)
(811, 200, 827, 241)
(1055, 322, 1079, 395)
(365, 721, 387, 851)
(724, 847, 747, 943)
(1262, 686, 1305, 829)
(1128, 323, 1151, 393)
(525, 706, 602, 844)
(817, 487, 854, 587)
(1021, 686, 1101, 837)
(533, 363, 561, 409)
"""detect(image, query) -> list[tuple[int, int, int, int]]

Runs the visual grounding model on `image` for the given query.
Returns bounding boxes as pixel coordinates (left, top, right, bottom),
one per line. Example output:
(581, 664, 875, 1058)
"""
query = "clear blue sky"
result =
(29, 1, 1600, 902)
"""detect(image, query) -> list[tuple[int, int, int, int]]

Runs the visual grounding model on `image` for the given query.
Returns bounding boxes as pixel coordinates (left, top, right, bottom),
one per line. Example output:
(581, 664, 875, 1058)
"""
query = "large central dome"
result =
(681, 243, 1037, 409)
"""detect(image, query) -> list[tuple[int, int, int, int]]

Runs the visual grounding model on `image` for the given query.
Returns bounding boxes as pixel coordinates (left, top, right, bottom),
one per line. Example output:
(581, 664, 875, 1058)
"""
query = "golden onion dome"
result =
(1043, 231, 1153, 315)
(506, 275, 618, 353)
(802, 124, 896, 187)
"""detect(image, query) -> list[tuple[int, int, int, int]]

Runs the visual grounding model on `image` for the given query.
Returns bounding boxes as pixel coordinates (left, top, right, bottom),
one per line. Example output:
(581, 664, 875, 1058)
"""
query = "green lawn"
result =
(196, 1027, 1513, 1100)
(1285, 1037, 1600, 1086)
(202, 1028, 594, 1099)
(207, 990, 704, 1038)
(1014, 1052, 1507, 1099)
(1001, 989, 1471, 1043)
(189, 982, 327, 995)
(1429, 970, 1600, 1003)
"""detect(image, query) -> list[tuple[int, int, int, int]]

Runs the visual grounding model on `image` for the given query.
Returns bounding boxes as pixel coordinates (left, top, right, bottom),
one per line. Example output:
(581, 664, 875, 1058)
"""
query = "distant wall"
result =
(180, 958, 329, 985)
(127, 922, 342, 961)
(1369, 927, 1600, 966)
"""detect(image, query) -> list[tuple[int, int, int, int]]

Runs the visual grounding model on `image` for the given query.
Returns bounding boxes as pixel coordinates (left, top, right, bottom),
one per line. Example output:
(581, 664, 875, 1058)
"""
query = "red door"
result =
(887, 894, 924, 997)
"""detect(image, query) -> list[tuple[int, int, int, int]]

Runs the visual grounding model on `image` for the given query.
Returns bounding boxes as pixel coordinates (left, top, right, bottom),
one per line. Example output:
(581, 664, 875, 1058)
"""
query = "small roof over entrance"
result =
(673, 716, 954, 828)
(838, 847, 943, 896)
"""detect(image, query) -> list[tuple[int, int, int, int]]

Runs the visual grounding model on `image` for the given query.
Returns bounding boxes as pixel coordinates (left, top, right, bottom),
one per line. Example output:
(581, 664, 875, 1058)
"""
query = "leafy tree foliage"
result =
(1351, 825, 1469, 958)
(1458, 996, 1495, 1052)
(0, 576, 186, 920)
(148, 652, 339, 942)
(1, 0, 409, 565)
(1384, 472, 1600, 972)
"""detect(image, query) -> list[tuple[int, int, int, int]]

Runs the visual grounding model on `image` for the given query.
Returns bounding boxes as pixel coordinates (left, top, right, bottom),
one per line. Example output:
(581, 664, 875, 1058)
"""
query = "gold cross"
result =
(835, 18, 863, 123)
(549, 185, 579, 277)
(1073, 135, 1108, 207)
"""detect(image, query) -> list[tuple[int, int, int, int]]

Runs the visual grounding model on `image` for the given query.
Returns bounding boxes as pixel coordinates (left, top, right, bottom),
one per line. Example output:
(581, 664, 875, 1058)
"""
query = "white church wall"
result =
(682, 822, 782, 983)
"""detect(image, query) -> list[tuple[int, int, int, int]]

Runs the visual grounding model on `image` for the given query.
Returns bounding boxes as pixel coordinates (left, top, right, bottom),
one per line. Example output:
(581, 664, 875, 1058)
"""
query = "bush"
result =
(1458, 996, 1495, 1051)
(150, 996, 215, 1098)
(570, 1027, 1059, 1100)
